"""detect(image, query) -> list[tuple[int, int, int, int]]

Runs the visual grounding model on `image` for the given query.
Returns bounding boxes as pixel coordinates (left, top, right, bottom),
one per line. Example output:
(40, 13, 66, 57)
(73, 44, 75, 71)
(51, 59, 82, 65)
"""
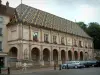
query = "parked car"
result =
(87, 61, 97, 67)
(79, 61, 90, 68)
(80, 61, 97, 68)
(61, 61, 85, 69)
(61, 64, 67, 69)
(94, 60, 100, 67)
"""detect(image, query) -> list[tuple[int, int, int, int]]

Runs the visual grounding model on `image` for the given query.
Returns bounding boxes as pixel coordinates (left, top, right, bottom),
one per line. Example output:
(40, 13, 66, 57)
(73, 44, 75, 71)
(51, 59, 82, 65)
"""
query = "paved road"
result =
(12, 67, 100, 75)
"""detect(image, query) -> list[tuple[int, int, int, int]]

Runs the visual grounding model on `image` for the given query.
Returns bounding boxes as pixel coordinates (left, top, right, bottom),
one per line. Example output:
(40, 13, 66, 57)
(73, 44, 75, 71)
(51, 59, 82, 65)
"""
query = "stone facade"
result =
(5, 4, 94, 67)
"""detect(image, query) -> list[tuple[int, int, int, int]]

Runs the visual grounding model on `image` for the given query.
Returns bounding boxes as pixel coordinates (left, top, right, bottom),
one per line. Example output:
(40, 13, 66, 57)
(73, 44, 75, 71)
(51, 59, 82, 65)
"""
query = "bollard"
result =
(0, 68, 1, 74)
(59, 64, 62, 70)
(8, 67, 10, 75)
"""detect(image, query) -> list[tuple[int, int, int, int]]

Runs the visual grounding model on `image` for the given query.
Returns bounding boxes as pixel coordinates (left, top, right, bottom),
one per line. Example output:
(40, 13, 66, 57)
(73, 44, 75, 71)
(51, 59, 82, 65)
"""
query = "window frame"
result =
(33, 32, 38, 42)
(61, 37, 65, 45)
(53, 35, 57, 44)
(44, 33, 49, 43)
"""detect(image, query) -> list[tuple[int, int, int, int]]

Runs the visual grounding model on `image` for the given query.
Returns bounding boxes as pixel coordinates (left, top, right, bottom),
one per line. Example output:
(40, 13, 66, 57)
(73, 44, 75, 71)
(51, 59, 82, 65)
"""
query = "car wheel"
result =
(75, 66, 78, 69)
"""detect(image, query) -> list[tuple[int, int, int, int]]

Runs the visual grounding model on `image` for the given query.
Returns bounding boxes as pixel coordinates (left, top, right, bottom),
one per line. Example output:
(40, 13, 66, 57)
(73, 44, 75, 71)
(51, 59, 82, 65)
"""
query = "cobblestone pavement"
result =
(1, 67, 100, 75)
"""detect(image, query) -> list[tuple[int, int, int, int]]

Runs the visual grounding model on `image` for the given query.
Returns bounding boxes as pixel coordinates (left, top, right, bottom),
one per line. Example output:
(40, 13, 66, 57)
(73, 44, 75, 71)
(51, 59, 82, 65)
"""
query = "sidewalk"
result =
(10, 67, 59, 75)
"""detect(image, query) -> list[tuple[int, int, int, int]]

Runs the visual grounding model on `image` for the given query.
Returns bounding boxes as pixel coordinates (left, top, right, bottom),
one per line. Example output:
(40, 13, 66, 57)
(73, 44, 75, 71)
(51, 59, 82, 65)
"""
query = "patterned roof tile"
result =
(16, 4, 91, 39)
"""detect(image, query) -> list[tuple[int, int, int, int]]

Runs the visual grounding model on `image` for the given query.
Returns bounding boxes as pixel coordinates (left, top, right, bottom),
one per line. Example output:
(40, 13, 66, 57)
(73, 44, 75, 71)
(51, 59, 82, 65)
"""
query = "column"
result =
(65, 50, 68, 62)
(18, 23, 23, 40)
(4, 57, 8, 67)
(39, 46, 44, 66)
(78, 51, 80, 60)
(72, 50, 75, 60)
(58, 50, 62, 65)
(17, 44, 23, 67)
(29, 25, 32, 60)
(50, 49, 54, 66)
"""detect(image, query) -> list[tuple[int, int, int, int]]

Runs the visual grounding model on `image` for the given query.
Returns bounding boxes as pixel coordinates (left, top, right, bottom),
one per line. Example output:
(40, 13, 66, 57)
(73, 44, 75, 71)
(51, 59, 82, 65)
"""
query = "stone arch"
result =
(68, 50, 72, 61)
(61, 50, 66, 64)
(85, 52, 89, 60)
(8, 47, 18, 67)
(9, 47, 18, 58)
(53, 49, 58, 61)
(43, 48, 50, 61)
(80, 51, 83, 60)
(31, 47, 40, 62)
(74, 51, 78, 60)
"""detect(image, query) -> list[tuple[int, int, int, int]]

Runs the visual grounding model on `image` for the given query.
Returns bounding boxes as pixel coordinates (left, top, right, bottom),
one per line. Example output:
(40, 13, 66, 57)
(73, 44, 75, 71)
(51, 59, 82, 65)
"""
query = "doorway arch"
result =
(61, 50, 66, 64)
(68, 50, 72, 61)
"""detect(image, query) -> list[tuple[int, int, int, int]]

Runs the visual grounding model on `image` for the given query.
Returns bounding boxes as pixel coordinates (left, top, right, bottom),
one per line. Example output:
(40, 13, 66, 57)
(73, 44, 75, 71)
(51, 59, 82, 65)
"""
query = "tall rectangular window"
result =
(44, 34, 49, 43)
(79, 41, 82, 47)
(0, 41, 2, 51)
(33, 32, 38, 42)
(61, 37, 64, 45)
(74, 39, 77, 46)
(53, 36, 57, 44)
(0, 28, 2, 36)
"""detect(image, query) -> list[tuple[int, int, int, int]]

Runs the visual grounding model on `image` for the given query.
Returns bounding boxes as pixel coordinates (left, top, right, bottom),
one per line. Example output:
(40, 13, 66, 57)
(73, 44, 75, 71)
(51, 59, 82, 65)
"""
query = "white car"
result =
(62, 61, 85, 69)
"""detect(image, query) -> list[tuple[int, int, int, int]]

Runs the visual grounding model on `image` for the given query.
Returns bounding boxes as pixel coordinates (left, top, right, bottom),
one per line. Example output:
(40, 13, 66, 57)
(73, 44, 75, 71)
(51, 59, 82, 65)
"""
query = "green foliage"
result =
(76, 22, 100, 49)
(87, 22, 100, 49)
(76, 22, 87, 32)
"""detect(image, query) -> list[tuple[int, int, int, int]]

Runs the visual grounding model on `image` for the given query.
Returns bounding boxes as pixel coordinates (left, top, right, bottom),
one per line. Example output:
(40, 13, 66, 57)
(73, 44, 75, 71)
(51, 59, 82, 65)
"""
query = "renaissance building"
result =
(7, 4, 93, 67)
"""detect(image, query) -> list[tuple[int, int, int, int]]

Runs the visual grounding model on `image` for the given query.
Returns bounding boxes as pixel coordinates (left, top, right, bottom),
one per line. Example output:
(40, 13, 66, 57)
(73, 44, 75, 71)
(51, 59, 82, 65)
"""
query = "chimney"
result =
(6, 1, 9, 7)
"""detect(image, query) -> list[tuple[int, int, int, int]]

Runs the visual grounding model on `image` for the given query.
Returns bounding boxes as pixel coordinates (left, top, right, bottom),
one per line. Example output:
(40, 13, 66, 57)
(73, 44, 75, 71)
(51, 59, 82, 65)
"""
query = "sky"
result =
(2, 0, 100, 24)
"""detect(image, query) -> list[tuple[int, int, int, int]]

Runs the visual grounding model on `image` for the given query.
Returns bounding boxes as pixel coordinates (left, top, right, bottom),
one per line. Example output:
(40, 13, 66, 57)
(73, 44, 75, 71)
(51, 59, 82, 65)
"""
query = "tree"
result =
(76, 22, 87, 32)
(87, 22, 100, 49)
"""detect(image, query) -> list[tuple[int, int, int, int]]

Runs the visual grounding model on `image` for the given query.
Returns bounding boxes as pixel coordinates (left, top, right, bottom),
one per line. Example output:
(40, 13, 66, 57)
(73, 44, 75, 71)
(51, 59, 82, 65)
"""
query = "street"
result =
(13, 67, 100, 75)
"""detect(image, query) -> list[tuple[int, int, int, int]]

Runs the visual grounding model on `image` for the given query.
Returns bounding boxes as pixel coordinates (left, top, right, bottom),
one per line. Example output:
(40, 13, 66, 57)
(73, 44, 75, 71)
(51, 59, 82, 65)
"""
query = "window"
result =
(0, 28, 2, 36)
(74, 39, 77, 46)
(85, 43, 87, 48)
(61, 37, 64, 45)
(44, 34, 49, 43)
(53, 36, 57, 44)
(0, 41, 2, 51)
(33, 32, 38, 42)
(0, 17, 3, 23)
(79, 41, 82, 47)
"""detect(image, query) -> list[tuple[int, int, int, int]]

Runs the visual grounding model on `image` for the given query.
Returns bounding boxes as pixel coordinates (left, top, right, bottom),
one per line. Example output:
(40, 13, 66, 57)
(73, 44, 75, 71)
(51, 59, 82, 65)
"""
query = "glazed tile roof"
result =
(16, 4, 91, 39)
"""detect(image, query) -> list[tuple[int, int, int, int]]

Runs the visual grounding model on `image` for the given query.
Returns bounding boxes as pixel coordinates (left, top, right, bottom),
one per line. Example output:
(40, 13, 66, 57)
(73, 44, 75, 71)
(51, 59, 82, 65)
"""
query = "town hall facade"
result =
(5, 4, 94, 67)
